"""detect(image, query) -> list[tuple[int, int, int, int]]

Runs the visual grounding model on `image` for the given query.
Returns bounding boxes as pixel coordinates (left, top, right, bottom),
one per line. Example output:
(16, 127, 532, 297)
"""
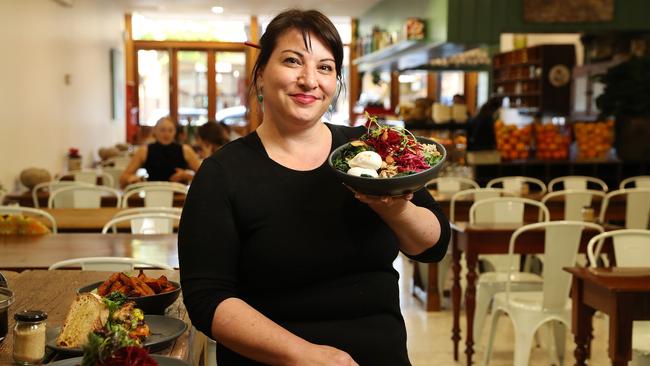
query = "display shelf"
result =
(492, 45, 576, 114)
(404, 119, 469, 131)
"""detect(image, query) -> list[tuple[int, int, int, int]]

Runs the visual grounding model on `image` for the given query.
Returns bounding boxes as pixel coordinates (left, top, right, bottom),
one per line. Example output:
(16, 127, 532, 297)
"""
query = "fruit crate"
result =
(494, 120, 532, 161)
(573, 120, 614, 160)
(534, 122, 570, 160)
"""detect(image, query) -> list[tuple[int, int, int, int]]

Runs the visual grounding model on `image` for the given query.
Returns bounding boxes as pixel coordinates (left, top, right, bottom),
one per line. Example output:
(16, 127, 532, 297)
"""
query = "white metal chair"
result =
(101, 167, 124, 189)
(48, 257, 173, 271)
(114, 207, 182, 218)
(548, 175, 608, 192)
(122, 183, 188, 208)
(486, 176, 547, 196)
(48, 185, 121, 208)
(541, 189, 607, 221)
(599, 188, 650, 229)
(588, 229, 650, 366)
(432, 188, 516, 306)
(32, 181, 95, 208)
(0, 205, 58, 233)
(64, 169, 115, 188)
(469, 197, 550, 343)
(102, 212, 181, 234)
(482, 221, 605, 366)
(102, 156, 131, 169)
(426, 177, 480, 197)
(620, 176, 650, 189)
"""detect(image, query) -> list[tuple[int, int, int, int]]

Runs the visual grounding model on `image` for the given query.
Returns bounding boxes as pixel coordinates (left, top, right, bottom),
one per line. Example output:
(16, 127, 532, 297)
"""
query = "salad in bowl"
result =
(328, 114, 446, 196)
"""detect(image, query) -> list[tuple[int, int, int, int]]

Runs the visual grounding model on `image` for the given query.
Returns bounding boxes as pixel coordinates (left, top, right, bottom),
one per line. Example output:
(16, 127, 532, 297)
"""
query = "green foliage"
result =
(596, 56, 650, 119)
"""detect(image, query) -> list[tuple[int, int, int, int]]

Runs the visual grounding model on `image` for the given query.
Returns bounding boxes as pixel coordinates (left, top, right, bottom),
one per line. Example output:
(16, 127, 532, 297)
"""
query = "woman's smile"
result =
(290, 93, 320, 105)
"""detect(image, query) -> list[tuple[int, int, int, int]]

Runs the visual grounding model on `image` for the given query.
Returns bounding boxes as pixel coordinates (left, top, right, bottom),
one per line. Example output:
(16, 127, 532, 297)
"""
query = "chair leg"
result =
(512, 324, 536, 366)
(552, 321, 566, 366)
(473, 284, 493, 342)
(481, 308, 503, 366)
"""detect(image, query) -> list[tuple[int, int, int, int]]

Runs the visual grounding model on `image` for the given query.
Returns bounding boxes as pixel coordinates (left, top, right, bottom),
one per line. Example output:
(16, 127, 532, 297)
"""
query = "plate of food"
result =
(329, 114, 446, 196)
(46, 354, 189, 366)
(47, 292, 187, 355)
(77, 270, 181, 315)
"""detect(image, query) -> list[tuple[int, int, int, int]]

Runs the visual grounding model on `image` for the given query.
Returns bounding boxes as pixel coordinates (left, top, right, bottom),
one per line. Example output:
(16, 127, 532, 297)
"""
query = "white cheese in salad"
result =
(348, 151, 382, 171)
(347, 166, 379, 178)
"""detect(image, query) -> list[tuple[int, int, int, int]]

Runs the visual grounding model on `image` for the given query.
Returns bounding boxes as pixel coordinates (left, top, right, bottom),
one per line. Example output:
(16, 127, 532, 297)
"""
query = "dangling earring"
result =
(257, 94, 263, 102)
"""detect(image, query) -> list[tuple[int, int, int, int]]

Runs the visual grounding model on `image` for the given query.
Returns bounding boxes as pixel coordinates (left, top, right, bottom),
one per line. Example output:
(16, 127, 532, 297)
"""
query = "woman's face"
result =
(154, 119, 177, 145)
(196, 137, 216, 159)
(259, 29, 337, 127)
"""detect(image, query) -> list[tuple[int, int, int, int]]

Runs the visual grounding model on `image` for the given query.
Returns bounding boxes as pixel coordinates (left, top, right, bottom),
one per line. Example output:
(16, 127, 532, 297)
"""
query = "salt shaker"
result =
(13, 310, 47, 365)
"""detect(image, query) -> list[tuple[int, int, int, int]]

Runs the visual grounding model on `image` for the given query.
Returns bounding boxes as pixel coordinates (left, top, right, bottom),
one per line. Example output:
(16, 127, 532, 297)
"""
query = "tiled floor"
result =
(395, 255, 616, 366)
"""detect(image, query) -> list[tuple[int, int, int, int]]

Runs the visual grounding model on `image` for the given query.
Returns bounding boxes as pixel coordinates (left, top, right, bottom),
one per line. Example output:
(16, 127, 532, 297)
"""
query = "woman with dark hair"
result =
(467, 96, 503, 151)
(119, 116, 201, 187)
(179, 9, 450, 366)
(196, 121, 231, 158)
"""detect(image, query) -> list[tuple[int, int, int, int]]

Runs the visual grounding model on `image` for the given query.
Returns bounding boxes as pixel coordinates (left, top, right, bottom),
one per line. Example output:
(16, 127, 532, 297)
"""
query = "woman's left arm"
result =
(356, 192, 449, 257)
(182, 144, 202, 171)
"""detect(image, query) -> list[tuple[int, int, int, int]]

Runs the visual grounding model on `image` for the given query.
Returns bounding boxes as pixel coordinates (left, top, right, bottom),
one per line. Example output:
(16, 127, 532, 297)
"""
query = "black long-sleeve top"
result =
(178, 123, 450, 365)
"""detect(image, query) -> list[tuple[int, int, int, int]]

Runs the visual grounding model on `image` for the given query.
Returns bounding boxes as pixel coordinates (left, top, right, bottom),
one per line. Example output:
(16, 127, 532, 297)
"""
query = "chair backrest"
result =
(0, 205, 58, 233)
(124, 181, 188, 193)
(48, 185, 121, 208)
(68, 170, 115, 188)
(469, 196, 550, 224)
(507, 221, 604, 310)
(587, 229, 650, 268)
(449, 188, 514, 222)
(620, 175, 650, 189)
(104, 156, 131, 169)
(102, 212, 181, 234)
(486, 176, 547, 196)
(541, 189, 607, 221)
(114, 207, 183, 218)
(427, 177, 480, 196)
(32, 181, 95, 208)
(101, 167, 124, 189)
(122, 185, 188, 208)
(548, 175, 608, 192)
(48, 256, 173, 271)
(599, 188, 650, 229)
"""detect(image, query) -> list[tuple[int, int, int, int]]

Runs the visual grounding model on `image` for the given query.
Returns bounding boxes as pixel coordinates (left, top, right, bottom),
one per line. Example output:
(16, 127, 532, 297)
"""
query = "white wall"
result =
(0, 0, 125, 192)
(500, 33, 584, 66)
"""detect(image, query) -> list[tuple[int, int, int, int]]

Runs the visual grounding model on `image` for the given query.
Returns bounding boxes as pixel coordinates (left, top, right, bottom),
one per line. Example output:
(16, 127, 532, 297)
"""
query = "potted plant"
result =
(595, 55, 650, 161)
(67, 148, 82, 171)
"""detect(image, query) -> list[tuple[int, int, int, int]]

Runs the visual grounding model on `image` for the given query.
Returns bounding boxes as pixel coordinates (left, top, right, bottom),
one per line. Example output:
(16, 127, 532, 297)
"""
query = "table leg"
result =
(571, 278, 594, 366)
(465, 251, 478, 366)
(609, 299, 633, 366)
(451, 233, 461, 361)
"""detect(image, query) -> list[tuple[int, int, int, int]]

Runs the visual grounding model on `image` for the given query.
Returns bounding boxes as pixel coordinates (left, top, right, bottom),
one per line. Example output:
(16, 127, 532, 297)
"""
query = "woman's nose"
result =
(298, 68, 317, 90)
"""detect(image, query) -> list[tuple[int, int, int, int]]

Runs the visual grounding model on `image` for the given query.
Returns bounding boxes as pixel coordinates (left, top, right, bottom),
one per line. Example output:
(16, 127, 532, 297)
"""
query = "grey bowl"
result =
(77, 281, 181, 315)
(328, 136, 446, 196)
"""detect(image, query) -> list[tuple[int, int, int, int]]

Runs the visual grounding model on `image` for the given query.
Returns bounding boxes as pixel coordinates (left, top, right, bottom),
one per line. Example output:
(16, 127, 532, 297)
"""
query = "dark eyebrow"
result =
(280, 49, 334, 63)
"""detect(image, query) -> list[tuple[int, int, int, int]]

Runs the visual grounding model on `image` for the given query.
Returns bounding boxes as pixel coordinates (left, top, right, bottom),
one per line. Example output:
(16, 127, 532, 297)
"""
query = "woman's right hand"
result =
(294, 344, 358, 366)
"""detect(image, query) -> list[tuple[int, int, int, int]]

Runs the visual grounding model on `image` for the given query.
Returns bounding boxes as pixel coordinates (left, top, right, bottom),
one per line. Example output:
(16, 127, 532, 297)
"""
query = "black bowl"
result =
(77, 281, 181, 315)
(328, 136, 446, 196)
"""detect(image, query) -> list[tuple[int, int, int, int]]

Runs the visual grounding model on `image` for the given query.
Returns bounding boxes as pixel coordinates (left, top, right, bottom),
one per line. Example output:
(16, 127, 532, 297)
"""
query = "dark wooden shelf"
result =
(494, 77, 541, 83)
(493, 60, 541, 68)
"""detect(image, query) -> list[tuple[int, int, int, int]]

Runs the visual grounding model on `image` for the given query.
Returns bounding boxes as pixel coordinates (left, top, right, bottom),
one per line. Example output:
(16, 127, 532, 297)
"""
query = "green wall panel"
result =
(361, 0, 650, 46)
(359, 0, 448, 42)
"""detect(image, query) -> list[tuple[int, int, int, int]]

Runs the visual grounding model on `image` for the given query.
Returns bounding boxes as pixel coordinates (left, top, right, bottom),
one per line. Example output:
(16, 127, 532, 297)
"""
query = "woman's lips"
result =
(290, 94, 319, 105)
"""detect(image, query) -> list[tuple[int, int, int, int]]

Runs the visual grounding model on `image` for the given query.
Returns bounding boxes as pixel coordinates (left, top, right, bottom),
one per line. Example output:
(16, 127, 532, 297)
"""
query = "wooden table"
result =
(3, 191, 185, 208)
(0, 233, 179, 270)
(566, 267, 650, 366)
(0, 270, 193, 365)
(450, 222, 607, 365)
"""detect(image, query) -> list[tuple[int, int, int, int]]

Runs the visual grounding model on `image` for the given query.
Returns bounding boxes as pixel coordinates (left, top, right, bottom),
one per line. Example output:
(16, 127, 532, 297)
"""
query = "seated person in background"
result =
(467, 96, 503, 151)
(196, 121, 231, 159)
(120, 116, 201, 188)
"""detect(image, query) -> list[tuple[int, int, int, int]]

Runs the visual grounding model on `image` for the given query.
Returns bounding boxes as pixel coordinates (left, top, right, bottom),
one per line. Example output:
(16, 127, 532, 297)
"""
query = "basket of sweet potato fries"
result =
(77, 270, 181, 315)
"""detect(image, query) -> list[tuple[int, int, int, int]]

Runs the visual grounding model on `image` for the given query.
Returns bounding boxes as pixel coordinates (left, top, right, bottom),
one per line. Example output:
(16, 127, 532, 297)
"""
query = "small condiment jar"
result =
(13, 310, 47, 365)
(581, 206, 595, 222)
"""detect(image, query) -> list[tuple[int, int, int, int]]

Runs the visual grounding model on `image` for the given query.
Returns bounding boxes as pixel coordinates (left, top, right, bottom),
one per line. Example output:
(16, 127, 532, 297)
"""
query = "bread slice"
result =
(56, 293, 109, 348)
